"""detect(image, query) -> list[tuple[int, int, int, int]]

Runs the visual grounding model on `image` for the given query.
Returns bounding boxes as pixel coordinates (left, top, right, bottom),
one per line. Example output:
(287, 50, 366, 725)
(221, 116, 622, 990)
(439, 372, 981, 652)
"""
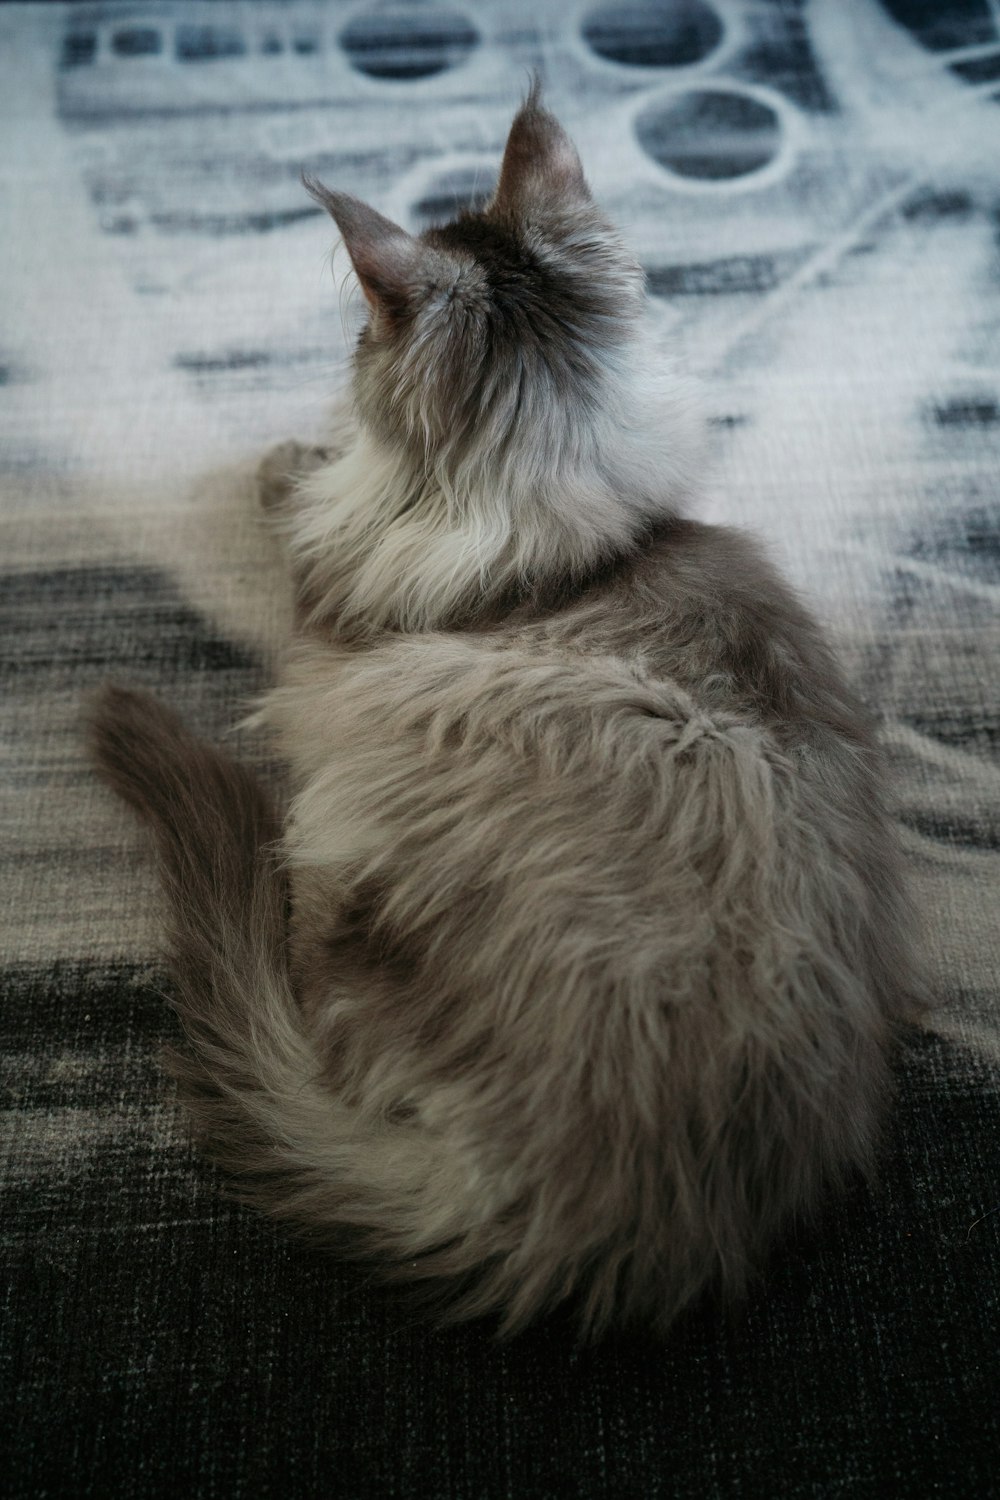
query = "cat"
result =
(89, 89, 918, 1339)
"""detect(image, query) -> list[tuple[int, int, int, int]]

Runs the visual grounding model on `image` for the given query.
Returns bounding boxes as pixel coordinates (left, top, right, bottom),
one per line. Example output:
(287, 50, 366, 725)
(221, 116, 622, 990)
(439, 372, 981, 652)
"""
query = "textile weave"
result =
(2, 2, 999, 1494)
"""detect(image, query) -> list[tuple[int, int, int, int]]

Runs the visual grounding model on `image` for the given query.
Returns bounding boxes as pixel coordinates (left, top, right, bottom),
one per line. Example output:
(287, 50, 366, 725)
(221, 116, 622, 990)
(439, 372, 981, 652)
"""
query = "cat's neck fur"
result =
(287, 331, 704, 636)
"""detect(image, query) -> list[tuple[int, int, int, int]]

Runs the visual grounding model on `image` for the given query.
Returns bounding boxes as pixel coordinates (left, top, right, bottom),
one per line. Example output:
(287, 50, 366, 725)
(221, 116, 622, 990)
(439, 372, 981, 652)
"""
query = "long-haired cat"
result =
(90, 91, 916, 1338)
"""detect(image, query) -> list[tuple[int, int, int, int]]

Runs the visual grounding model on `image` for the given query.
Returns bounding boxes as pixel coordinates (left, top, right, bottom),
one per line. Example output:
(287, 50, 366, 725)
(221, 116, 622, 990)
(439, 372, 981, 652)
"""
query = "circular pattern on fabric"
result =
(581, 1, 723, 69)
(340, 8, 479, 81)
(636, 88, 782, 181)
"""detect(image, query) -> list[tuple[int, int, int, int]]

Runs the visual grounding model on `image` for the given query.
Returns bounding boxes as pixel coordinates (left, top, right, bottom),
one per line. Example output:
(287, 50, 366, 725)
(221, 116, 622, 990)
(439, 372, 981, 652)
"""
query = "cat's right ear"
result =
(303, 175, 445, 318)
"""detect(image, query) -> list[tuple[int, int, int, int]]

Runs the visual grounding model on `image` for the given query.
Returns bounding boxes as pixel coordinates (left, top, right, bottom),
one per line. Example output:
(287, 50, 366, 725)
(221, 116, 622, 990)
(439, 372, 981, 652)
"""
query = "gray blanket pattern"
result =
(3, 2, 999, 1494)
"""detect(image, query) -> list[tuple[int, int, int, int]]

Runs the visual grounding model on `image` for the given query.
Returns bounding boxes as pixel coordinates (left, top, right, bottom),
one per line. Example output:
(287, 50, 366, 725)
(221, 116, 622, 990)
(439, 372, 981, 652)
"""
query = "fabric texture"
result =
(2, 1, 999, 1493)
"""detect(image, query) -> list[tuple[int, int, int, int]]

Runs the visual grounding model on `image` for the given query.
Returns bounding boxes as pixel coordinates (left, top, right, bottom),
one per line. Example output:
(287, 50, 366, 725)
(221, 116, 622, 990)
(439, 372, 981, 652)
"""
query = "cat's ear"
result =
(493, 85, 590, 216)
(303, 175, 443, 317)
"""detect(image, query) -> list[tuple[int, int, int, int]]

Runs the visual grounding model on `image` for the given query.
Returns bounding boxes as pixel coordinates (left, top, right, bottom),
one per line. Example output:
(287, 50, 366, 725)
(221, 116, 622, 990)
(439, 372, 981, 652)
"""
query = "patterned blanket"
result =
(3, 2, 998, 1494)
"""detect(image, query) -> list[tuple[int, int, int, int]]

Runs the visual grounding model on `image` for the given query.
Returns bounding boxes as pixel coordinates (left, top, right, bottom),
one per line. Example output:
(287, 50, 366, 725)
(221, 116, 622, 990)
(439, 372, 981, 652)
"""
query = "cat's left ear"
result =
(303, 175, 451, 317)
(493, 87, 591, 216)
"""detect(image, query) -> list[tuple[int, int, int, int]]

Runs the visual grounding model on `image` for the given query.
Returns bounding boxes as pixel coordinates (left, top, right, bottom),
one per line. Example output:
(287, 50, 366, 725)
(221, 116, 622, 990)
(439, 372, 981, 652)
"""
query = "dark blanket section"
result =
(4, 963, 998, 1497)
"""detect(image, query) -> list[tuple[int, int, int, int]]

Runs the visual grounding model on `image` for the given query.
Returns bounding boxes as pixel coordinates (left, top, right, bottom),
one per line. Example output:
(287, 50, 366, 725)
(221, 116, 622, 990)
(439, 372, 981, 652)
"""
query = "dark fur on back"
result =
(89, 95, 919, 1340)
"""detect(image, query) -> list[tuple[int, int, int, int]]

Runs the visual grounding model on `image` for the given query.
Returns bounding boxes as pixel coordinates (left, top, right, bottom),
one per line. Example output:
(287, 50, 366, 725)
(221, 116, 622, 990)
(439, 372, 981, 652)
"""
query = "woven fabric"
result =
(2, 2, 999, 1494)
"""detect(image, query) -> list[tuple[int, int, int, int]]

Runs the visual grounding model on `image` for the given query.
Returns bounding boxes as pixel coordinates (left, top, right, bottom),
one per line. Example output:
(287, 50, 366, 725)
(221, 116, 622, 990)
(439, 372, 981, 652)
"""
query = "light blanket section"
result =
(1, 0, 997, 1001)
(1, 0, 998, 1183)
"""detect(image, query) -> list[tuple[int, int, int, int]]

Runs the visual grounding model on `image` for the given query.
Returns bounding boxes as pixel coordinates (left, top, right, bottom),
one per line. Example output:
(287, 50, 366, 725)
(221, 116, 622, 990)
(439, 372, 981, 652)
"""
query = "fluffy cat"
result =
(90, 92, 916, 1339)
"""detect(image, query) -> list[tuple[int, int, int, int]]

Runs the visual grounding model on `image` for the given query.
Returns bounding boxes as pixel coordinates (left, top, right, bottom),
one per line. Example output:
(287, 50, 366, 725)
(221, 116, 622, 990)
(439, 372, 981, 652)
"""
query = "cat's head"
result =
(305, 89, 647, 481)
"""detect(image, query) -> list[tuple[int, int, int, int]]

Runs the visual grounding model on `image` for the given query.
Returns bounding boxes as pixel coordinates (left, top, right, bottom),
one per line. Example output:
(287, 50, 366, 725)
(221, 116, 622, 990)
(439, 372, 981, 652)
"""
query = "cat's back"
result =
(270, 513, 907, 1335)
(483, 516, 870, 752)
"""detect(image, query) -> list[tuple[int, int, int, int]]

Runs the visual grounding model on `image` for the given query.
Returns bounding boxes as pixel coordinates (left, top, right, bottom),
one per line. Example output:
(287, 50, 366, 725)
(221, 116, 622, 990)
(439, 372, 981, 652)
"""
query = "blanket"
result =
(3, 1, 999, 1493)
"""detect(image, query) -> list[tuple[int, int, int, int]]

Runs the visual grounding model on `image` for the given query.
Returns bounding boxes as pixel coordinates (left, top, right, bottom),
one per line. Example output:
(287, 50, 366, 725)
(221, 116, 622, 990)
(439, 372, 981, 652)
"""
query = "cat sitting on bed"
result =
(90, 89, 916, 1338)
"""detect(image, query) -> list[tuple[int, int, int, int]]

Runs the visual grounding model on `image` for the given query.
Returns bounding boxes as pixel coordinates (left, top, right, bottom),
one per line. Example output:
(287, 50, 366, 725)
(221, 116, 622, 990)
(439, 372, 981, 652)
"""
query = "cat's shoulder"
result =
(562, 516, 790, 619)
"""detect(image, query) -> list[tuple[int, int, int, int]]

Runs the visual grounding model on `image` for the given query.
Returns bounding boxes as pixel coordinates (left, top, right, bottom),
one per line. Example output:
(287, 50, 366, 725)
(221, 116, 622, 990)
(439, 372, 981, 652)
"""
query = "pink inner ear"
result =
(358, 280, 380, 312)
(546, 134, 587, 194)
(302, 176, 430, 312)
(495, 101, 590, 213)
(349, 230, 436, 315)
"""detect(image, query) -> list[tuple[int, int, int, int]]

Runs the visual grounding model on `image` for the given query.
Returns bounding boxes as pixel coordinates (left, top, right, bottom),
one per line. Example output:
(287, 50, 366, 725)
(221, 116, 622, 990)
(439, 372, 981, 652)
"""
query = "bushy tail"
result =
(87, 686, 287, 1160)
(86, 685, 446, 1258)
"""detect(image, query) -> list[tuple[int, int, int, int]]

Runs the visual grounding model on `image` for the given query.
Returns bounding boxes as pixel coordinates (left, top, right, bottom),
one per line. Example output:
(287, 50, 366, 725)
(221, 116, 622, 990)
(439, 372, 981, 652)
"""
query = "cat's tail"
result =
(86, 685, 441, 1257)
(87, 685, 292, 1169)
